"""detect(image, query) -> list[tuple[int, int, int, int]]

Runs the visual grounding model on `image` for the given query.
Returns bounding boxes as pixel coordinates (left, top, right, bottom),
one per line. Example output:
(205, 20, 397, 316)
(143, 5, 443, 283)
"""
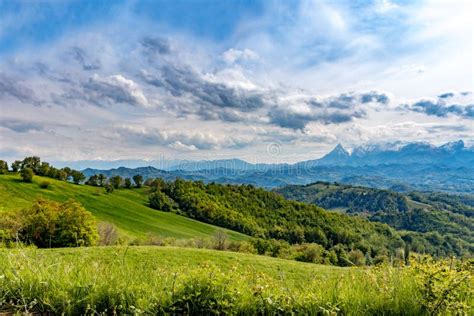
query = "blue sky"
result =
(0, 0, 472, 162)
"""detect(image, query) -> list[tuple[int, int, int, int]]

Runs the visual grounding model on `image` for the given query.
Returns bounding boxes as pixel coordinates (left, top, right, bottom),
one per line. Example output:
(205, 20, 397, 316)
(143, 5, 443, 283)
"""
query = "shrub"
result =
(149, 191, 177, 212)
(105, 184, 114, 193)
(39, 181, 50, 189)
(295, 243, 325, 263)
(0, 198, 98, 247)
(20, 167, 34, 182)
(213, 229, 228, 250)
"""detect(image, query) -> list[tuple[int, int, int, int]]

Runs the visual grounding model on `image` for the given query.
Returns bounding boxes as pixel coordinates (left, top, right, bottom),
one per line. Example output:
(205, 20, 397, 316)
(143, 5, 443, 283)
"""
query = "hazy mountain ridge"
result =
(81, 140, 474, 193)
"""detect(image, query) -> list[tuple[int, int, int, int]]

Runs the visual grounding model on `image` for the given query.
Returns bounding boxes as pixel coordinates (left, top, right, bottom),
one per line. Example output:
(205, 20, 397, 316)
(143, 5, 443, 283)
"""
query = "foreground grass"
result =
(0, 174, 248, 241)
(2, 246, 469, 315)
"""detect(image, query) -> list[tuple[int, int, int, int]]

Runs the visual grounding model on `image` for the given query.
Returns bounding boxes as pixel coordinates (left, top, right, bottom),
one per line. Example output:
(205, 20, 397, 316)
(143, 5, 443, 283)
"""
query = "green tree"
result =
(85, 175, 99, 186)
(133, 174, 143, 188)
(0, 160, 8, 174)
(20, 168, 34, 182)
(11, 160, 21, 172)
(110, 176, 123, 189)
(71, 170, 85, 184)
(97, 174, 107, 186)
(21, 156, 41, 173)
(149, 191, 177, 212)
(124, 178, 132, 188)
(37, 162, 50, 176)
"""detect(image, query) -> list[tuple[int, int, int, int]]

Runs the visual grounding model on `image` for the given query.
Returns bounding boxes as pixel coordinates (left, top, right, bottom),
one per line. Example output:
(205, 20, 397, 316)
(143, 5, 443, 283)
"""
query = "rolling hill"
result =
(275, 182, 474, 254)
(0, 174, 249, 241)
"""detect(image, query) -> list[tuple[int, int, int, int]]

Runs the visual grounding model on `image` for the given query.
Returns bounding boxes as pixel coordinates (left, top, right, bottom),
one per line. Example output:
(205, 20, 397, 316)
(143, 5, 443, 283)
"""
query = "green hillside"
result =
(276, 182, 474, 256)
(0, 174, 248, 241)
(3, 246, 469, 315)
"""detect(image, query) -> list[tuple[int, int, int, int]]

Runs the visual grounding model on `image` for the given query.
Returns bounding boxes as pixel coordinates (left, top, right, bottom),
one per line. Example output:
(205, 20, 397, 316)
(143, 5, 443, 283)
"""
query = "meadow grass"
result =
(0, 174, 249, 241)
(0, 246, 452, 315)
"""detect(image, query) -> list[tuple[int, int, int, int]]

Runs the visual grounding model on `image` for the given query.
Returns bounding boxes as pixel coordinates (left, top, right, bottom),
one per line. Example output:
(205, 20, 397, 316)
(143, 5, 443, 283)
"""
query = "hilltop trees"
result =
(85, 174, 99, 186)
(71, 170, 85, 184)
(133, 174, 143, 188)
(11, 160, 21, 172)
(21, 156, 41, 173)
(4, 156, 85, 184)
(110, 176, 123, 189)
(124, 178, 132, 188)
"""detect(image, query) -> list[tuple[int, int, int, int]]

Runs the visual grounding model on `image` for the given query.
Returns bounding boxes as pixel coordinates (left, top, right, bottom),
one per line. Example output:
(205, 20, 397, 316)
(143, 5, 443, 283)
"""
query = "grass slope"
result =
(0, 246, 429, 315)
(0, 174, 248, 241)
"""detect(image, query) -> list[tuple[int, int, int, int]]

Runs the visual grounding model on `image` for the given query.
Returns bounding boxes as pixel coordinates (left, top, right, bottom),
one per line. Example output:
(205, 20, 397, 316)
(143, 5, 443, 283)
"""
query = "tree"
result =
(124, 178, 132, 188)
(0, 160, 8, 174)
(149, 191, 177, 212)
(85, 175, 99, 186)
(110, 176, 123, 189)
(57, 170, 68, 181)
(61, 167, 72, 179)
(11, 160, 21, 172)
(37, 162, 50, 176)
(20, 168, 34, 182)
(97, 174, 107, 187)
(133, 174, 143, 188)
(71, 170, 85, 184)
(21, 156, 41, 173)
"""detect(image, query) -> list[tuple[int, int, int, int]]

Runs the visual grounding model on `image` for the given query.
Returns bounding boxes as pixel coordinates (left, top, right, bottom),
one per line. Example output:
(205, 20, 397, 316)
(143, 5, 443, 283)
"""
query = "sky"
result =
(0, 0, 473, 163)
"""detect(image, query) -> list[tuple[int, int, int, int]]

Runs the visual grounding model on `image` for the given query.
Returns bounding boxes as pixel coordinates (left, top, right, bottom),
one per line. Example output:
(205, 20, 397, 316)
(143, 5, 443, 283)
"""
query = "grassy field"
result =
(0, 246, 446, 315)
(0, 174, 249, 241)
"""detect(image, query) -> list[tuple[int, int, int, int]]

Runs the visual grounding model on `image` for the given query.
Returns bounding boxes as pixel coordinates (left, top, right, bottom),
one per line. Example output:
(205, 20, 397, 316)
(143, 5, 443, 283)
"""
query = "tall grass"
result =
(1, 246, 471, 315)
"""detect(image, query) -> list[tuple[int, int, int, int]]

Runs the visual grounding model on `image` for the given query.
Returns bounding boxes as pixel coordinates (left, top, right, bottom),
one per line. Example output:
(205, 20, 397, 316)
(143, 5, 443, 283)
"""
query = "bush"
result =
(295, 243, 325, 263)
(39, 181, 50, 189)
(149, 191, 177, 212)
(105, 184, 114, 193)
(0, 198, 98, 247)
(20, 167, 34, 182)
(213, 229, 228, 250)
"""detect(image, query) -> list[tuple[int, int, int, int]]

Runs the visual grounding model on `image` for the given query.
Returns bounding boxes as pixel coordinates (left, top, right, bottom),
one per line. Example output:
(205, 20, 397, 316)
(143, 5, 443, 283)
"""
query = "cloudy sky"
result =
(0, 0, 473, 163)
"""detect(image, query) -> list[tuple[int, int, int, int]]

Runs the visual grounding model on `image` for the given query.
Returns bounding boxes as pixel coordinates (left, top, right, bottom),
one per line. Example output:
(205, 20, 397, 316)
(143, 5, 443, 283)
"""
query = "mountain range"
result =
(81, 140, 474, 193)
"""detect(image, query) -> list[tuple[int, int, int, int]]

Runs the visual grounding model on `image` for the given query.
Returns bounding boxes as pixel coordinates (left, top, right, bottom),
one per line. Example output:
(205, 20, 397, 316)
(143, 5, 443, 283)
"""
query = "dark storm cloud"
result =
(404, 99, 473, 119)
(267, 91, 386, 130)
(0, 73, 37, 104)
(70, 46, 101, 70)
(142, 64, 266, 117)
(81, 74, 148, 107)
(360, 91, 389, 104)
(268, 107, 363, 130)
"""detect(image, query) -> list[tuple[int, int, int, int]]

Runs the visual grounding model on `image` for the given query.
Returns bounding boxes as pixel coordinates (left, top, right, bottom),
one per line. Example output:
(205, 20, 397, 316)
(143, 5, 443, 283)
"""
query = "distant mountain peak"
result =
(331, 143, 350, 155)
(440, 140, 465, 152)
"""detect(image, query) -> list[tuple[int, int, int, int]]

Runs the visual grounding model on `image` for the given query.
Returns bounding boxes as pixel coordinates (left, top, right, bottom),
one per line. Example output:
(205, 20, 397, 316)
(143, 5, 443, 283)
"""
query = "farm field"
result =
(0, 174, 248, 241)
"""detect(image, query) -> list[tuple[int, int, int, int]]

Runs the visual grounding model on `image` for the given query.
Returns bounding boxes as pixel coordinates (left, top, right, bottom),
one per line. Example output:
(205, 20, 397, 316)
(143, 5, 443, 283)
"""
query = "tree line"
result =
(0, 157, 145, 192)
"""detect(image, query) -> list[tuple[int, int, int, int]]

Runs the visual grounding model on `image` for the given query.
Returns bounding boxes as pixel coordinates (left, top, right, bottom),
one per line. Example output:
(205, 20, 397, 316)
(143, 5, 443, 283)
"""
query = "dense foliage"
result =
(275, 181, 410, 214)
(148, 179, 407, 265)
(0, 199, 98, 247)
(277, 182, 474, 257)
